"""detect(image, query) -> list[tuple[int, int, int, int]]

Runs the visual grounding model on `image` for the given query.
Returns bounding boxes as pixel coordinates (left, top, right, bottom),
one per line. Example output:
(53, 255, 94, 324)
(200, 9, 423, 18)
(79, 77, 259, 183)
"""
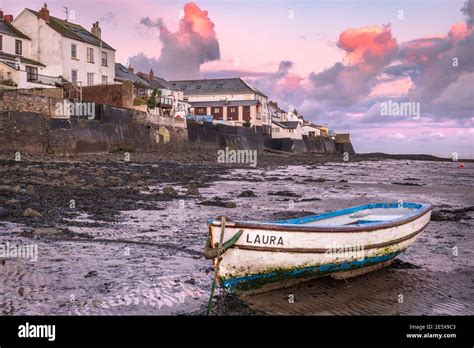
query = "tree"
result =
(148, 89, 158, 109)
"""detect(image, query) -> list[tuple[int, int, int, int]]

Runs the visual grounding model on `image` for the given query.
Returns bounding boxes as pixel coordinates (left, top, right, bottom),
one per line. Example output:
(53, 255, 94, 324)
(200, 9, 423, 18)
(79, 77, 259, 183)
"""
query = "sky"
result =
(2, 0, 474, 158)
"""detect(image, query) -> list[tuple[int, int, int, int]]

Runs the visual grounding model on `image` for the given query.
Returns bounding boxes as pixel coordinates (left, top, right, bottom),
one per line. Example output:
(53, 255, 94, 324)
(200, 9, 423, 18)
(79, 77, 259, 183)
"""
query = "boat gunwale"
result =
(208, 202, 433, 233)
(226, 222, 429, 253)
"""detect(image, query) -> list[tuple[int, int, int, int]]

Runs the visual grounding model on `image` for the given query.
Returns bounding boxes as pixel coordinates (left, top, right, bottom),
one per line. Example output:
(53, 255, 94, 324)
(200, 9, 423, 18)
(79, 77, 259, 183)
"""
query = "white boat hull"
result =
(207, 203, 432, 295)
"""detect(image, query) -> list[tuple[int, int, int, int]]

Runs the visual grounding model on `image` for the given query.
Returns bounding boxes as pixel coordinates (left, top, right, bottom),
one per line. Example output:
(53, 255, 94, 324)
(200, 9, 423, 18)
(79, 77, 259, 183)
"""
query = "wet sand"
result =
(0, 152, 473, 315)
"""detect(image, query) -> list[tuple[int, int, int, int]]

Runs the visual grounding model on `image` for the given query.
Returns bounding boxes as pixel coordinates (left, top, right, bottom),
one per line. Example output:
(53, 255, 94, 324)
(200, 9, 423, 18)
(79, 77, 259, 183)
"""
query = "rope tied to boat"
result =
(205, 217, 243, 315)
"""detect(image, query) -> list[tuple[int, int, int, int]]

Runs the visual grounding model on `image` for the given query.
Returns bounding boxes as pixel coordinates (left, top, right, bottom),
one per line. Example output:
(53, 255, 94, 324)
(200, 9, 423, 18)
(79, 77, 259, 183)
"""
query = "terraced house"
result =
(0, 10, 53, 89)
(13, 3, 115, 87)
(170, 78, 270, 131)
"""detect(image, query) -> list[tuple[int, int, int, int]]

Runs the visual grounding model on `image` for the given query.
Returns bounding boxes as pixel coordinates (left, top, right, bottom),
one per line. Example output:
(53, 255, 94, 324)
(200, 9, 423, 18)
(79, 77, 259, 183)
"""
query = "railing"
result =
(27, 74, 63, 87)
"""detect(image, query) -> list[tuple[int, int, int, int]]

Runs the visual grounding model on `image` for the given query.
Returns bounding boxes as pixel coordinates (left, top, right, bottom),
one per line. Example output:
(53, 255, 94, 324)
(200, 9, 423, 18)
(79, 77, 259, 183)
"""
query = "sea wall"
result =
(186, 120, 266, 151)
(0, 91, 187, 156)
(0, 91, 355, 156)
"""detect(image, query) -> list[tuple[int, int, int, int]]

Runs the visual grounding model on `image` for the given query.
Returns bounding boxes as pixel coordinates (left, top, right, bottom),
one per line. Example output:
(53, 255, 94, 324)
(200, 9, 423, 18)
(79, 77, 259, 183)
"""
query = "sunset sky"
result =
(3, 0, 474, 158)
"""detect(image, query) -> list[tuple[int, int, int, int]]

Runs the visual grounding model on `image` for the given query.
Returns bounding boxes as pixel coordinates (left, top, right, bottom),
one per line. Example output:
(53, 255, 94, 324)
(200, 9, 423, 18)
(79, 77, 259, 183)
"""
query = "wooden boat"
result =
(204, 202, 432, 295)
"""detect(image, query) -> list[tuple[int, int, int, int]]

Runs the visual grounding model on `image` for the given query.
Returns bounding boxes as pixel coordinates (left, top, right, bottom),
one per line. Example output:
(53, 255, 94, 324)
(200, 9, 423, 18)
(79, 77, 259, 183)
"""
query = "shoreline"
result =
(0, 149, 471, 168)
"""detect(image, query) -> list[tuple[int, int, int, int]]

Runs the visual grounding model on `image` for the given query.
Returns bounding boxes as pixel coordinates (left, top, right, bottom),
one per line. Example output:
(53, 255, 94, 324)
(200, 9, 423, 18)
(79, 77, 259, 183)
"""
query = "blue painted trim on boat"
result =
(221, 251, 400, 292)
(207, 202, 431, 228)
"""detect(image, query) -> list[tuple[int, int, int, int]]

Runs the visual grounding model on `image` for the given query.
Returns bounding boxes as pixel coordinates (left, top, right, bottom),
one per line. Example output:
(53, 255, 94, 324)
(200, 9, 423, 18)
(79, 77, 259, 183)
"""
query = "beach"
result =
(0, 152, 473, 315)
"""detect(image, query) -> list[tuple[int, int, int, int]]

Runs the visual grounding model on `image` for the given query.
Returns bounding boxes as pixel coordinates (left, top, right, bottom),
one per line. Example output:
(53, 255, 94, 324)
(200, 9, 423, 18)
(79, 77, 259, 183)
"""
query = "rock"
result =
(268, 190, 301, 198)
(225, 201, 237, 208)
(4, 199, 20, 206)
(64, 175, 79, 185)
(105, 176, 122, 186)
(22, 208, 43, 218)
(238, 190, 256, 198)
(85, 271, 98, 278)
(26, 185, 36, 196)
(187, 183, 200, 196)
(33, 228, 65, 237)
(0, 185, 21, 193)
(163, 186, 178, 197)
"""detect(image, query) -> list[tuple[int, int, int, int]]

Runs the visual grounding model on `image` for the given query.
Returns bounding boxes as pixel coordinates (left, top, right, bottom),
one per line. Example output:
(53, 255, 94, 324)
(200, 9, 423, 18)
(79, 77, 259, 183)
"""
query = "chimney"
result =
(128, 65, 134, 74)
(4, 14, 13, 23)
(91, 21, 101, 40)
(39, 3, 49, 23)
(149, 69, 154, 80)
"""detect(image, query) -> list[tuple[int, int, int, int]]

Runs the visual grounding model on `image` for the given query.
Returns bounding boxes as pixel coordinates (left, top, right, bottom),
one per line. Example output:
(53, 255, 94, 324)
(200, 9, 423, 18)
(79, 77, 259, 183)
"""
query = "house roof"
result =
(272, 120, 300, 129)
(25, 9, 115, 51)
(302, 124, 320, 129)
(0, 20, 30, 40)
(170, 78, 267, 97)
(190, 100, 258, 108)
(136, 72, 174, 90)
(0, 51, 45, 67)
(115, 64, 150, 86)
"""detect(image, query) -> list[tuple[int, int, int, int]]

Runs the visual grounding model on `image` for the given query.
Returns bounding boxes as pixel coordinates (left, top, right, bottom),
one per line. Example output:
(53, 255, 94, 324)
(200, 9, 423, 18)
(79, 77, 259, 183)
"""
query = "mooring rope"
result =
(206, 216, 227, 316)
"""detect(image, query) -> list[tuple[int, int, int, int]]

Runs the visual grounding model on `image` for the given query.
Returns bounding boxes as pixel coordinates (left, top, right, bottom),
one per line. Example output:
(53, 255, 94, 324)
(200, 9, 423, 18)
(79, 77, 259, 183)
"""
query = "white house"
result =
(301, 124, 321, 137)
(13, 3, 116, 87)
(271, 120, 303, 139)
(0, 10, 58, 89)
(268, 101, 288, 122)
(171, 78, 271, 130)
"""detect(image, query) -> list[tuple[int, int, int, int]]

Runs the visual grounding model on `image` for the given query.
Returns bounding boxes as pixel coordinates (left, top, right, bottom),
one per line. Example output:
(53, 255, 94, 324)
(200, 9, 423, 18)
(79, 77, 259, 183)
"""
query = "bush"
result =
(133, 96, 147, 106)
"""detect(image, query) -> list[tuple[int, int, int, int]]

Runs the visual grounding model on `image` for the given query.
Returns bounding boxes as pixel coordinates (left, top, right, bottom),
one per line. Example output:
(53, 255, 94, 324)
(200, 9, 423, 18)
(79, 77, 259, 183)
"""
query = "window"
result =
(101, 75, 108, 85)
(214, 108, 220, 113)
(101, 52, 107, 66)
(0, 35, 2, 51)
(230, 108, 236, 113)
(15, 40, 22, 55)
(71, 44, 78, 59)
(26, 66, 38, 82)
(180, 85, 186, 90)
(87, 48, 94, 63)
(87, 73, 94, 86)
(71, 69, 78, 83)
(216, 83, 222, 89)
(195, 85, 201, 89)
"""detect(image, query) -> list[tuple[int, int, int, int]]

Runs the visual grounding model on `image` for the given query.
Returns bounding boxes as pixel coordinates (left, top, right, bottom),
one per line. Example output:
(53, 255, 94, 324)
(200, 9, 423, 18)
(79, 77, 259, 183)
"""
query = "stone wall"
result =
(0, 90, 62, 116)
(186, 120, 266, 151)
(0, 92, 189, 156)
(16, 87, 64, 99)
(81, 82, 134, 109)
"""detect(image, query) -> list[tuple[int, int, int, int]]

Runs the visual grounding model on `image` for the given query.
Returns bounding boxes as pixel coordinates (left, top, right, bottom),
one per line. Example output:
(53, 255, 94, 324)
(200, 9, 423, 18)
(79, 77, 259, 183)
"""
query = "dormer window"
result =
(216, 84, 223, 89)
(181, 85, 187, 90)
(195, 85, 201, 89)
(15, 40, 22, 56)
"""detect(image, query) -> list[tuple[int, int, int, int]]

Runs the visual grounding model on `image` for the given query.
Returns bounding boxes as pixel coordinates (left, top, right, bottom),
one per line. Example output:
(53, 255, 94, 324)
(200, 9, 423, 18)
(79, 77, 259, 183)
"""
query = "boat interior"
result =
(271, 203, 429, 227)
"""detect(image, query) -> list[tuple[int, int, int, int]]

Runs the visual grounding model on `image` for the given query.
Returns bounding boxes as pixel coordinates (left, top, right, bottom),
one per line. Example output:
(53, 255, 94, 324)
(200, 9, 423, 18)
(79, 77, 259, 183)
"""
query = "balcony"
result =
(27, 74, 63, 87)
(157, 96, 173, 108)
